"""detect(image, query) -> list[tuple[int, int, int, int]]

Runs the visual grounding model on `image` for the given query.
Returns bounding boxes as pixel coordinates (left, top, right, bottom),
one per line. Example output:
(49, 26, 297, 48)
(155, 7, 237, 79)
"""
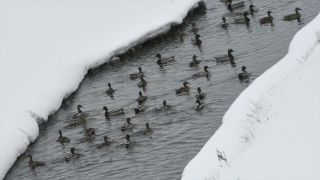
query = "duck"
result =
(155, 54, 175, 64)
(215, 49, 236, 64)
(156, 100, 168, 111)
(102, 106, 124, 116)
(134, 101, 146, 113)
(192, 66, 209, 77)
(138, 76, 147, 87)
(25, 155, 45, 168)
(259, 11, 273, 25)
(196, 87, 206, 99)
(177, 29, 187, 39)
(86, 128, 95, 135)
(221, 17, 229, 28)
(235, 5, 256, 16)
(105, 83, 115, 94)
(67, 116, 86, 126)
(142, 123, 152, 134)
(238, 66, 249, 79)
(189, 55, 200, 67)
(130, 67, 143, 79)
(194, 100, 204, 111)
(137, 91, 148, 103)
(122, 118, 134, 130)
(73, 105, 83, 119)
(57, 130, 70, 143)
(82, 128, 95, 141)
(190, 23, 199, 33)
(176, 82, 190, 94)
(227, 0, 245, 11)
(191, 34, 202, 46)
(65, 148, 79, 161)
(233, 11, 250, 24)
(283, 8, 301, 22)
(124, 134, 132, 148)
(98, 136, 111, 148)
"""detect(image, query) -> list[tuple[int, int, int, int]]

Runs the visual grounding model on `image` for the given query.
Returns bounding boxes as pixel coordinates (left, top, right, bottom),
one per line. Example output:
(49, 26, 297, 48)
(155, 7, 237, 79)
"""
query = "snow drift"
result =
(0, 0, 200, 179)
(182, 13, 320, 180)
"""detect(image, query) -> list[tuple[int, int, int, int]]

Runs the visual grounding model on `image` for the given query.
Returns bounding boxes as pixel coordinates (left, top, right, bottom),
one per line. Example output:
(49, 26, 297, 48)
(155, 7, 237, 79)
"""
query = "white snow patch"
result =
(182, 13, 320, 180)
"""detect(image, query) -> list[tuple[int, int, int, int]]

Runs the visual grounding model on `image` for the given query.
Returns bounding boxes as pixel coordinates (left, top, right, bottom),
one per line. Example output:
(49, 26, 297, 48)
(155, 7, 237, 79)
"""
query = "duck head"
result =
(249, 5, 255, 15)
(108, 83, 112, 88)
(58, 130, 62, 136)
(267, 11, 273, 16)
(193, 55, 197, 60)
(146, 123, 150, 128)
(163, 100, 167, 106)
(196, 99, 201, 105)
(102, 106, 108, 111)
(71, 147, 76, 154)
(197, 87, 201, 93)
(77, 105, 83, 111)
(228, 49, 235, 55)
(126, 134, 130, 141)
(104, 136, 109, 142)
(138, 67, 142, 72)
(127, 118, 131, 124)
(183, 81, 189, 87)
(222, 17, 226, 23)
(195, 34, 201, 39)
(242, 66, 247, 72)
(295, 8, 301, 12)
(243, 11, 249, 17)
(204, 66, 209, 72)
(155, 54, 161, 59)
(139, 91, 143, 97)
(228, 0, 232, 3)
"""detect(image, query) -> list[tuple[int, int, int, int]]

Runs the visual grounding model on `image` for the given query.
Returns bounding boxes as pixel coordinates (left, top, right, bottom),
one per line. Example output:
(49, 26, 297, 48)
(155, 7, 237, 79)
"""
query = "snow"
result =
(182, 13, 320, 180)
(0, 0, 200, 179)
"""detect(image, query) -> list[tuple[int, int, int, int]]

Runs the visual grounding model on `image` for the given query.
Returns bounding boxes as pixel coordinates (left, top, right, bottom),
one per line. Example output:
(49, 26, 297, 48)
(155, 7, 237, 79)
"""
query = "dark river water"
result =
(4, 0, 319, 179)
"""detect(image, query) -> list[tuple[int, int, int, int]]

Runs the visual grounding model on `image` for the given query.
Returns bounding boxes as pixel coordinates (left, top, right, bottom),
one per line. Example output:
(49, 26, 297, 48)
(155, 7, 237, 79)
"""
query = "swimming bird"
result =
(233, 11, 250, 24)
(25, 155, 45, 168)
(65, 148, 79, 161)
(192, 66, 209, 77)
(134, 101, 146, 114)
(155, 54, 175, 64)
(81, 128, 95, 142)
(196, 87, 206, 99)
(194, 100, 204, 111)
(235, 5, 256, 16)
(98, 136, 110, 148)
(215, 49, 236, 64)
(102, 106, 124, 116)
(106, 83, 115, 94)
(283, 8, 301, 22)
(190, 55, 200, 67)
(73, 105, 83, 119)
(221, 17, 229, 28)
(260, 11, 273, 25)
(130, 67, 143, 79)
(138, 77, 147, 87)
(68, 116, 86, 126)
(57, 130, 70, 143)
(190, 23, 199, 33)
(142, 123, 152, 134)
(191, 34, 202, 46)
(227, 0, 244, 11)
(176, 82, 190, 94)
(177, 29, 187, 40)
(156, 100, 168, 111)
(122, 118, 134, 130)
(238, 66, 249, 79)
(124, 134, 132, 148)
(137, 91, 148, 103)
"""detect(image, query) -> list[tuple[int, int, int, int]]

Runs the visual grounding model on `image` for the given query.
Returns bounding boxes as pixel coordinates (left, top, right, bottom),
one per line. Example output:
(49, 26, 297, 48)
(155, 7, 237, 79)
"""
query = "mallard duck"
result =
(98, 136, 110, 148)
(238, 66, 249, 79)
(138, 76, 147, 87)
(177, 29, 186, 39)
(283, 8, 301, 22)
(191, 34, 202, 46)
(194, 100, 204, 111)
(260, 11, 273, 25)
(142, 123, 152, 134)
(65, 148, 79, 161)
(227, 0, 244, 11)
(176, 82, 190, 94)
(67, 116, 86, 126)
(156, 100, 168, 111)
(221, 17, 229, 28)
(190, 23, 199, 33)
(137, 91, 148, 103)
(25, 155, 45, 168)
(124, 134, 132, 148)
(234, 12, 250, 24)
(190, 55, 200, 67)
(106, 83, 115, 94)
(235, 5, 256, 16)
(57, 130, 70, 143)
(196, 87, 206, 99)
(73, 105, 83, 119)
(155, 54, 175, 64)
(134, 101, 146, 113)
(130, 67, 143, 79)
(122, 118, 134, 130)
(102, 106, 124, 116)
(215, 49, 236, 64)
(192, 66, 209, 77)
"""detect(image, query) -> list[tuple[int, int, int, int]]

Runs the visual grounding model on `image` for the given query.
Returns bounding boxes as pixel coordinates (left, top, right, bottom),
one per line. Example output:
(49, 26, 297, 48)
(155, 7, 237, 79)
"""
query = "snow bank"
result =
(182, 13, 320, 180)
(0, 0, 200, 178)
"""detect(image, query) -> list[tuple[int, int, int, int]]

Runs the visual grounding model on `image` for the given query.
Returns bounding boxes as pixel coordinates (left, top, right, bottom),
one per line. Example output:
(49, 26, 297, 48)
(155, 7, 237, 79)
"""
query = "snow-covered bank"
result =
(0, 1, 200, 179)
(182, 13, 320, 180)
